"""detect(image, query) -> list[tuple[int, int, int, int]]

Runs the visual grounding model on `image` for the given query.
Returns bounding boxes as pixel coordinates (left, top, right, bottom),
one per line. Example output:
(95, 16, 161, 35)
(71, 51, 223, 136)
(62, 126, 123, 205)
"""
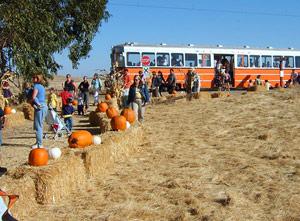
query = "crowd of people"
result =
(0, 66, 299, 149)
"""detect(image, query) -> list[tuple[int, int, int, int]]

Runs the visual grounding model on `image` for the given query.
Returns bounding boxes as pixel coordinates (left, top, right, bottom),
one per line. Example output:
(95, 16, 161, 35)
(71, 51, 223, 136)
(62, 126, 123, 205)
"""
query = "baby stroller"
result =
(44, 105, 71, 139)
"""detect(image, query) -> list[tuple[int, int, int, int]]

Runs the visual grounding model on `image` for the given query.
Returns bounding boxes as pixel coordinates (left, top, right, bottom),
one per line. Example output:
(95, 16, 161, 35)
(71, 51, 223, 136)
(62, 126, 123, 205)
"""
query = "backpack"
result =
(0, 190, 18, 221)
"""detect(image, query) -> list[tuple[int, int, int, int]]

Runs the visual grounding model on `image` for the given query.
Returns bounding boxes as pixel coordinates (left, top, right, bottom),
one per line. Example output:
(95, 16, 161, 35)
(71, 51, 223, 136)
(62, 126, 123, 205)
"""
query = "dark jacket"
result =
(128, 83, 150, 104)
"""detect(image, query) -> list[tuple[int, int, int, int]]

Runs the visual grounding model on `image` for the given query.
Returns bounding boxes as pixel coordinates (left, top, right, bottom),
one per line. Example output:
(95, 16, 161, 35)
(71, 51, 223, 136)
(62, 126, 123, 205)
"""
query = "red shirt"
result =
(60, 90, 72, 106)
(123, 74, 131, 89)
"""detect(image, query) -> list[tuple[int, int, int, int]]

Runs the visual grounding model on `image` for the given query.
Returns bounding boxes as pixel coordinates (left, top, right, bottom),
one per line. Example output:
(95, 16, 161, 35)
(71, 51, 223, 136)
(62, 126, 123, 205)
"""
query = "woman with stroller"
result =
(31, 74, 47, 149)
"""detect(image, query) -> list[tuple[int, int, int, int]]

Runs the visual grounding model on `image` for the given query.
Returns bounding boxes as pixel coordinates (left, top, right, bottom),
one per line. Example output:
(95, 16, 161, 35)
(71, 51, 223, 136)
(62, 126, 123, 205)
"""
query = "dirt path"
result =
(23, 89, 300, 221)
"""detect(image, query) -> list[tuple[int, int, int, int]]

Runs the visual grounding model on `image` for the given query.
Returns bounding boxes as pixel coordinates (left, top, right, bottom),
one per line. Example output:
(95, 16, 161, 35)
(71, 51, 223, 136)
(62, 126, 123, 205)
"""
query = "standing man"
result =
(166, 69, 176, 94)
(78, 76, 90, 114)
(63, 74, 77, 96)
(91, 73, 102, 105)
(122, 69, 131, 107)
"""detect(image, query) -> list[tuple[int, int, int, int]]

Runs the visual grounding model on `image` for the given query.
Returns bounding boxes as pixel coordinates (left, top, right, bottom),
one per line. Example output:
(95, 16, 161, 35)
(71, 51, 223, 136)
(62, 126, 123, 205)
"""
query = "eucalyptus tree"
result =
(0, 0, 109, 82)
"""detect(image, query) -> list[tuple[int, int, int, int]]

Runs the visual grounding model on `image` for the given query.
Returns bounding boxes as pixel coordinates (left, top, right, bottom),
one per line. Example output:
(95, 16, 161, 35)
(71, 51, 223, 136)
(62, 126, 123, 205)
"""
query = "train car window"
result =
(142, 52, 156, 66)
(185, 54, 198, 67)
(273, 56, 281, 68)
(198, 54, 211, 67)
(285, 56, 294, 68)
(262, 56, 272, 67)
(250, 55, 261, 67)
(296, 56, 300, 68)
(171, 53, 184, 66)
(237, 55, 248, 67)
(127, 52, 141, 67)
(157, 53, 170, 66)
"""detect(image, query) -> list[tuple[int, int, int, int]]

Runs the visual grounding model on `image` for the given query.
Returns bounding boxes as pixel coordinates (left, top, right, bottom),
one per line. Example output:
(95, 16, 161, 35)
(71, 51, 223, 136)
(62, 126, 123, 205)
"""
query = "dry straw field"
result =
(0, 81, 299, 220)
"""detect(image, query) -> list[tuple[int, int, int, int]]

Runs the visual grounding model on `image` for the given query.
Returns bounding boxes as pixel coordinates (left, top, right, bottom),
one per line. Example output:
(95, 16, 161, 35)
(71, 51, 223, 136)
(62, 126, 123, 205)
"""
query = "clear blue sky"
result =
(55, 0, 300, 76)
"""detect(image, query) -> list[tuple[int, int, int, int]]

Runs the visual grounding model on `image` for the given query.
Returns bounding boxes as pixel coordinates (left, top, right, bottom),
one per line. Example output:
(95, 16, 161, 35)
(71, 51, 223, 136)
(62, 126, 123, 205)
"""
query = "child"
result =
(47, 87, 58, 111)
(62, 98, 74, 132)
(0, 107, 4, 146)
(77, 93, 84, 115)
(265, 80, 272, 91)
(60, 87, 72, 108)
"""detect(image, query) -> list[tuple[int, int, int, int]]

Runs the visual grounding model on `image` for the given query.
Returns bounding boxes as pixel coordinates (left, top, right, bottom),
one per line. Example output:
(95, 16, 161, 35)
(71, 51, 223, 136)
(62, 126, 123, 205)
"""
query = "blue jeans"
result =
(34, 105, 47, 147)
(64, 117, 73, 132)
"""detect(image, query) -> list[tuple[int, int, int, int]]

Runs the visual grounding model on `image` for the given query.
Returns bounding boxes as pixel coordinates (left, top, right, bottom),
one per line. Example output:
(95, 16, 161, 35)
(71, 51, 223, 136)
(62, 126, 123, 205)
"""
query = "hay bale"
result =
(82, 126, 143, 177)
(199, 92, 212, 100)
(5, 112, 25, 128)
(150, 96, 167, 104)
(248, 85, 266, 92)
(0, 95, 5, 109)
(22, 103, 34, 120)
(211, 92, 227, 98)
(99, 116, 111, 133)
(89, 111, 106, 126)
(106, 98, 119, 111)
(8, 151, 88, 205)
(0, 175, 37, 220)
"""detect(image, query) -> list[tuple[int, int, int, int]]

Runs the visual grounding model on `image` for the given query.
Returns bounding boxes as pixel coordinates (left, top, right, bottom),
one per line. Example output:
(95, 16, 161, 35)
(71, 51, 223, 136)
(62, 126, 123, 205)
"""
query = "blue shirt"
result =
(34, 83, 46, 104)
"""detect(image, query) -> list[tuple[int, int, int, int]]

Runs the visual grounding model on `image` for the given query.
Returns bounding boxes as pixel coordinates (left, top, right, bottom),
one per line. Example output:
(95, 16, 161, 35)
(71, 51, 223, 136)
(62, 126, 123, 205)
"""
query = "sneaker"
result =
(31, 144, 44, 149)
(31, 144, 38, 149)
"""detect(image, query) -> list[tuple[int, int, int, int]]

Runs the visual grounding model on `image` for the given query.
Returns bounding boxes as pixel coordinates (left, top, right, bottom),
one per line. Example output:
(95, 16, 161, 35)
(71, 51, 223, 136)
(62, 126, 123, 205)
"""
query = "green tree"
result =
(0, 0, 109, 82)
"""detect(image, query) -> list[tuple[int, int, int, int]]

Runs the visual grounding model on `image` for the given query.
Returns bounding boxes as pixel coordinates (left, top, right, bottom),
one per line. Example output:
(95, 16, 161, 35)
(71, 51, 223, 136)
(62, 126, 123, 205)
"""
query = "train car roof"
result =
(112, 42, 299, 52)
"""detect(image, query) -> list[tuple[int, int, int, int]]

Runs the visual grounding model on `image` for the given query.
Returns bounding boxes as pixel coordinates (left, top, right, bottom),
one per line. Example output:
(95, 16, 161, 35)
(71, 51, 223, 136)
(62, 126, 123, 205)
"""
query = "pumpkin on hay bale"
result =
(106, 107, 118, 119)
(22, 103, 34, 120)
(105, 94, 111, 101)
(28, 148, 49, 166)
(68, 130, 93, 148)
(121, 108, 135, 124)
(111, 115, 127, 131)
(96, 102, 108, 113)
(72, 99, 78, 106)
(4, 106, 12, 115)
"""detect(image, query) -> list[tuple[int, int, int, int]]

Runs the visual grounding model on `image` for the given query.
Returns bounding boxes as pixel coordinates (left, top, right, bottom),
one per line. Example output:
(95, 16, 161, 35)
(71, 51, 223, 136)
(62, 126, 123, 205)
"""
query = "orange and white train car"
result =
(111, 43, 300, 88)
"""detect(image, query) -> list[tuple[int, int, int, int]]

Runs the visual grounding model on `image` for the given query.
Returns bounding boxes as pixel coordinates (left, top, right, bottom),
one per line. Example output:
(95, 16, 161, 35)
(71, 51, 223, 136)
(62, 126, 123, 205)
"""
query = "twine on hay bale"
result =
(82, 126, 143, 177)
(5, 111, 25, 128)
(22, 103, 34, 120)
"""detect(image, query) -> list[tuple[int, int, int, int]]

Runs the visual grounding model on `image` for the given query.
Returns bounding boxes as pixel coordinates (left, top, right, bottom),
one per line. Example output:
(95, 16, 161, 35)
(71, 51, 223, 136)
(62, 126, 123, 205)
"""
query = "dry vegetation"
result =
(0, 81, 299, 220)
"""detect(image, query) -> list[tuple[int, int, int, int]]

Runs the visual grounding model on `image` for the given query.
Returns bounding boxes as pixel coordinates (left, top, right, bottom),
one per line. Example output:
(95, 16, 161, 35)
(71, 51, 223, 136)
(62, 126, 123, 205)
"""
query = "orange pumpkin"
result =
(28, 148, 49, 166)
(68, 130, 93, 148)
(111, 115, 127, 131)
(105, 94, 111, 101)
(106, 107, 118, 119)
(97, 102, 108, 112)
(4, 106, 12, 115)
(72, 100, 78, 106)
(121, 108, 135, 124)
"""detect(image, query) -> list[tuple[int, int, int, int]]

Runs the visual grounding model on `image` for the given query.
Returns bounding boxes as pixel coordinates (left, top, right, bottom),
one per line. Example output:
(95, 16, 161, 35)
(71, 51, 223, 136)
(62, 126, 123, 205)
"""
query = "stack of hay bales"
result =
(89, 111, 111, 133)
(22, 103, 34, 120)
